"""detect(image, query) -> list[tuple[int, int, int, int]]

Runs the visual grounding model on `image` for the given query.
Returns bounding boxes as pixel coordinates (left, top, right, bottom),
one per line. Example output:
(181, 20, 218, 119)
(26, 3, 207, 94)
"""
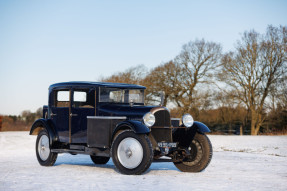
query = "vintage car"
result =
(30, 82, 212, 175)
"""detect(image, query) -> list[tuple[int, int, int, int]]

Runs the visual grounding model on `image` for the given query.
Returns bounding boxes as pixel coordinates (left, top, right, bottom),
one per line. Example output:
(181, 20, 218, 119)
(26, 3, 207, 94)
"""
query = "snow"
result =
(0, 132, 286, 191)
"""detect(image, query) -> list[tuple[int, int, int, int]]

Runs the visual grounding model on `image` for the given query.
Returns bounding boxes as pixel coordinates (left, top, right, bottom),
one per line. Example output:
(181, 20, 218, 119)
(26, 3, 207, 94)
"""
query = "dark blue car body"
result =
(30, 81, 212, 175)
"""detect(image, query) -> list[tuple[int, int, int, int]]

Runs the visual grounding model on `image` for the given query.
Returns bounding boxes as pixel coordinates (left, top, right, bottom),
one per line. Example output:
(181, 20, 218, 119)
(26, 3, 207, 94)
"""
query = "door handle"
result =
(70, 113, 78, 117)
(50, 112, 57, 117)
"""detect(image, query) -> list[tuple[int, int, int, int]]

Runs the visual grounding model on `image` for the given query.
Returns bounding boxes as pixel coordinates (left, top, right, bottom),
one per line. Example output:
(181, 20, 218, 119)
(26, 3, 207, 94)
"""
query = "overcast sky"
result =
(0, 0, 286, 115)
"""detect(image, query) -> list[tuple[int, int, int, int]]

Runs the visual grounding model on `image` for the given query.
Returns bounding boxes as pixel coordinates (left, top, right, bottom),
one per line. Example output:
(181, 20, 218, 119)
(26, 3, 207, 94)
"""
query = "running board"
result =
(51, 147, 110, 157)
(70, 145, 85, 150)
(51, 149, 85, 153)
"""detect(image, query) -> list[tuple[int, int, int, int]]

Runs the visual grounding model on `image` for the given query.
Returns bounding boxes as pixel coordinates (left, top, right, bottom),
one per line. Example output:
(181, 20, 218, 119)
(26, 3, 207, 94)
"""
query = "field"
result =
(0, 132, 286, 191)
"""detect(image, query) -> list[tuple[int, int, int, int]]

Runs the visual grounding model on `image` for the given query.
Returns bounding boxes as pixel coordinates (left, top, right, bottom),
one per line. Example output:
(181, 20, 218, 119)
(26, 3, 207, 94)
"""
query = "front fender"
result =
(30, 118, 58, 146)
(112, 120, 150, 139)
(192, 121, 211, 133)
(172, 121, 210, 147)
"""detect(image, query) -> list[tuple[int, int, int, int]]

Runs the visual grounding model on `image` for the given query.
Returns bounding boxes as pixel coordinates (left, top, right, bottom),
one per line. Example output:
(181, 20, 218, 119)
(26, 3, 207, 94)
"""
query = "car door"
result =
(50, 89, 71, 143)
(71, 89, 95, 143)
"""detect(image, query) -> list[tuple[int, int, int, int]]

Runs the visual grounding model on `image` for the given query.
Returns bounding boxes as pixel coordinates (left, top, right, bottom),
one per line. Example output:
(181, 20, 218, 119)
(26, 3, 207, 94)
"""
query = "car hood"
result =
(98, 104, 156, 119)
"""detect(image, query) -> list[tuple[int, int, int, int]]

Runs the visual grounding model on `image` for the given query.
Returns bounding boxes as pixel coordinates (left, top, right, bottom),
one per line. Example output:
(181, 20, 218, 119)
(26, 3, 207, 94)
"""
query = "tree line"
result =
(101, 25, 287, 135)
(0, 109, 42, 131)
(0, 25, 285, 135)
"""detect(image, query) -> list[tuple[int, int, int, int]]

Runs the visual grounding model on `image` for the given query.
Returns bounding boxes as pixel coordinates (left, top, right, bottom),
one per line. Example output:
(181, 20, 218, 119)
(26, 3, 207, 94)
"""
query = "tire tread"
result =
(174, 133, 212, 172)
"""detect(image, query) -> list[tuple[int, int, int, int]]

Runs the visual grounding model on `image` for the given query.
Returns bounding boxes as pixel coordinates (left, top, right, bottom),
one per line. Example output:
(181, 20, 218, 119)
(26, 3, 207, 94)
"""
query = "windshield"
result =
(99, 88, 144, 104)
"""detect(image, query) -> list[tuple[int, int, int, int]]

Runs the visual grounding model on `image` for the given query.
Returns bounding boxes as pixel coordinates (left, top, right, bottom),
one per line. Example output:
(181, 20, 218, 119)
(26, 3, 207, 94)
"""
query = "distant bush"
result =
(0, 108, 42, 131)
(0, 116, 2, 131)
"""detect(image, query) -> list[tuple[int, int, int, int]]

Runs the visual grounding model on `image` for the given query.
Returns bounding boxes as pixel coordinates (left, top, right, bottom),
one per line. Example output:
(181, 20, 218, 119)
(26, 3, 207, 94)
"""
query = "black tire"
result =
(90, 156, 110, 165)
(36, 129, 58, 166)
(174, 133, 212, 172)
(111, 130, 153, 175)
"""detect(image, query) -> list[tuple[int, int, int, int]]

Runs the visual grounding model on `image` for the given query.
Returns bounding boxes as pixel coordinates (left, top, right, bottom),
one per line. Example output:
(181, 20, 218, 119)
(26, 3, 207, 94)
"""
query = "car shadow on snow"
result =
(53, 154, 180, 174)
(148, 162, 179, 172)
(54, 160, 116, 171)
(54, 154, 114, 169)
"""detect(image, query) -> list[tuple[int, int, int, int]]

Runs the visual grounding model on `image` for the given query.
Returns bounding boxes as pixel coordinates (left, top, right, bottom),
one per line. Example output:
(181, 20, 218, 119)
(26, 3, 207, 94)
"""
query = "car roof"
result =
(49, 81, 146, 89)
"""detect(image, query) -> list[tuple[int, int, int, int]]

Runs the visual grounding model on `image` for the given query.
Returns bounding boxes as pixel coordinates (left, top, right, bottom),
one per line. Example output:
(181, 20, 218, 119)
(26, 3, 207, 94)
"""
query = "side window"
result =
(73, 90, 95, 108)
(74, 91, 87, 102)
(99, 88, 125, 103)
(129, 90, 144, 103)
(56, 90, 70, 107)
(110, 90, 124, 103)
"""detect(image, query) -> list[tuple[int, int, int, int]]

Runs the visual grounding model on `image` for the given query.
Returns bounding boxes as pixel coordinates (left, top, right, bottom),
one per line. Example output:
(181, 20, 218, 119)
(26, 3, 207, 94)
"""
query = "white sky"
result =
(0, 0, 286, 115)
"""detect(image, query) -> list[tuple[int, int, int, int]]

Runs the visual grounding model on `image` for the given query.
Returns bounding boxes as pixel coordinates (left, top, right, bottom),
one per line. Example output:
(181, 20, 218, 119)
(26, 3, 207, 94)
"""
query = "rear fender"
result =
(30, 118, 58, 146)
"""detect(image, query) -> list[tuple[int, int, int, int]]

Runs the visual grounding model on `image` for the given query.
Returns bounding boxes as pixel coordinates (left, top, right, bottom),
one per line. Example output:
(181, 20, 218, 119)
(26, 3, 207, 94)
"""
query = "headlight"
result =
(182, 114, 194, 127)
(143, 112, 155, 127)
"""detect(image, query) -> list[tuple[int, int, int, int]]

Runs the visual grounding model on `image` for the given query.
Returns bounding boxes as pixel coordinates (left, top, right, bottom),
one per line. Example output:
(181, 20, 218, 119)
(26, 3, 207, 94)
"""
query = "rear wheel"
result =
(174, 133, 212, 172)
(36, 129, 58, 166)
(111, 130, 153, 175)
(90, 156, 110, 165)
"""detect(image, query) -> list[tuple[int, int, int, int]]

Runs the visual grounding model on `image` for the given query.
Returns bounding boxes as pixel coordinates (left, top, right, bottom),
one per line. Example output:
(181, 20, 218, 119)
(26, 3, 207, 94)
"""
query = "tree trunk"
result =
(254, 123, 262, 135)
(251, 124, 257, 135)
(254, 127, 260, 135)
(250, 109, 258, 135)
(240, 125, 243, 135)
(250, 109, 263, 135)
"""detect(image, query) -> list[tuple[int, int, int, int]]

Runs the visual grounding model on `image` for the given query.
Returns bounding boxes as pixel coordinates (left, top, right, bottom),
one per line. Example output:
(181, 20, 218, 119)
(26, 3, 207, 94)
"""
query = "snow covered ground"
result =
(0, 132, 286, 191)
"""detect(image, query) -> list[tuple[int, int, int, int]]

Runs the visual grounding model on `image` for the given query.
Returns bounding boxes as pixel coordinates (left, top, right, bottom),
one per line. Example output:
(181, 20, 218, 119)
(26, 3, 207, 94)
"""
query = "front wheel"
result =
(174, 133, 212, 172)
(111, 130, 153, 175)
(36, 129, 58, 166)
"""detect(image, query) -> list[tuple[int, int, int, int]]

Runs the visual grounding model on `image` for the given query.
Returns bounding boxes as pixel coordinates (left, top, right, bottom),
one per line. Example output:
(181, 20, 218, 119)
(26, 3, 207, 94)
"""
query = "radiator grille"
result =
(153, 110, 171, 127)
(151, 128, 172, 142)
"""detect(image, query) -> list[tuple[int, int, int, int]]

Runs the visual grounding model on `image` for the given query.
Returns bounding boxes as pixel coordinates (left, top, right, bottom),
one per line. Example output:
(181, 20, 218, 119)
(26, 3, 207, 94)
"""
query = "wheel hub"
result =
(125, 149, 132, 158)
(183, 140, 203, 165)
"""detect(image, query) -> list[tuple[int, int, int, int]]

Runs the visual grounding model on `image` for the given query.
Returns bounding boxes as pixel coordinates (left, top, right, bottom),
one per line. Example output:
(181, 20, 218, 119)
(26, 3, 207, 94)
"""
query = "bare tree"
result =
(220, 26, 287, 135)
(174, 39, 222, 113)
(268, 74, 287, 133)
(100, 64, 148, 85)
(142, 61, 182, 105)
(213, 91, 247, 134)
(277, 75, 287, 109)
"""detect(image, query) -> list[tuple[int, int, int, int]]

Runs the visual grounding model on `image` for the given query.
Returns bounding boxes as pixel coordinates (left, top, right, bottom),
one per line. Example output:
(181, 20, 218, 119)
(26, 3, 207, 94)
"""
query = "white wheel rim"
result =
(38, 134, 50, 161)
(117, 137, 143, 169)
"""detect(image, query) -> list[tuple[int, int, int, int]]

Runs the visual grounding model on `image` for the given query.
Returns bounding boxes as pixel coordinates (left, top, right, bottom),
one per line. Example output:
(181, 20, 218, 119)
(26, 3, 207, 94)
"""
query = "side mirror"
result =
(160, 91, 165, 106)
(129, 99, 134, 107)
